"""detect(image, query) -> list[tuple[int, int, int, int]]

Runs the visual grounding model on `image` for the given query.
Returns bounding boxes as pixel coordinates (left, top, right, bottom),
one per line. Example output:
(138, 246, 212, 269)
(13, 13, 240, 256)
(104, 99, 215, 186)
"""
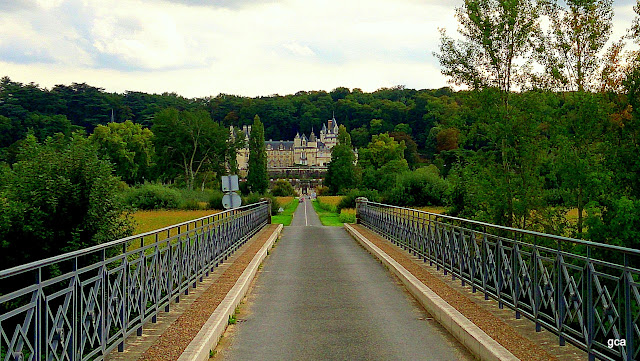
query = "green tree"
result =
(358, 133, 409, 191)
(536, 0, 613, 91)
(271, 179, 297, 196)
(325, 125, 356, 194)
(153, 108, 227, 190)
(247, 115, 268, 194)
(0, 133, 134, 268)
(226, 126, 246, 175)
(436, 0, 541, 96)
(90, 120, 155, 184)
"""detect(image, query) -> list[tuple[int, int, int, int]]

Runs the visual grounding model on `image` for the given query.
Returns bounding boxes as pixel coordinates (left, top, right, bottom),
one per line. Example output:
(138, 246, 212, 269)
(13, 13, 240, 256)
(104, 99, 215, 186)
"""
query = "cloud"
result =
(0, 0, 36, 12)
(283, 42, 316, 57)
(155, 0, 277, 10)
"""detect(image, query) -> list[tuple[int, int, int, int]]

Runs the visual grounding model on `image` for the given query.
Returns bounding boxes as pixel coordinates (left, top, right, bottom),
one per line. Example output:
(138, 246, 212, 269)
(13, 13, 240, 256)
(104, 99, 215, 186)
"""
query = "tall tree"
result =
(152, 108, 227, 190)
(325, 125, 356, 194)
(90, 120, 155, 184)
(436, 0, 541, 97)
(536, 0, 613, 92)
(247, 115, 268, 194)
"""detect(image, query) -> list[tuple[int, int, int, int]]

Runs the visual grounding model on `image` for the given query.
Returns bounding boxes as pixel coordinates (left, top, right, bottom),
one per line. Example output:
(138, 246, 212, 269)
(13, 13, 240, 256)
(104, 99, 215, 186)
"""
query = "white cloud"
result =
(283, 42, 315, 57)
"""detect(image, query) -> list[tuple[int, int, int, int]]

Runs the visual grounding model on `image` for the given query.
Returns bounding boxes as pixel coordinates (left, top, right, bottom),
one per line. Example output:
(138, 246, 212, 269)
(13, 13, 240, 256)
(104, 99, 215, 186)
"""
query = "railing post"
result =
(624, 253, 633, 361)
(355, 197, 368, 224)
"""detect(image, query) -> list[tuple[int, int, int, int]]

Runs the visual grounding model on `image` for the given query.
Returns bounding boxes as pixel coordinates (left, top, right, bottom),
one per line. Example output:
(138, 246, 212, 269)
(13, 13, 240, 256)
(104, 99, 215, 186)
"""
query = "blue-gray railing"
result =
(0, 201, 270, 361)
(356, 199, 639, 361)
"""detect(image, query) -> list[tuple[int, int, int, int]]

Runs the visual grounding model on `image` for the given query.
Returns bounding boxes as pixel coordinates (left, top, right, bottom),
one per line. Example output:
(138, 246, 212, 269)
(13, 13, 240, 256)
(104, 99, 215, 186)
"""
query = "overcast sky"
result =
(0, 0, 636, 98)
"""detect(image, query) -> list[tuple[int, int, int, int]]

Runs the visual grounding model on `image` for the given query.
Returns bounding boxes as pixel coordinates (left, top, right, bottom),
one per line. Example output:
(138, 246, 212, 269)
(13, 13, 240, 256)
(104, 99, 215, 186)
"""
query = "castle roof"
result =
(265, 140, 294, 150)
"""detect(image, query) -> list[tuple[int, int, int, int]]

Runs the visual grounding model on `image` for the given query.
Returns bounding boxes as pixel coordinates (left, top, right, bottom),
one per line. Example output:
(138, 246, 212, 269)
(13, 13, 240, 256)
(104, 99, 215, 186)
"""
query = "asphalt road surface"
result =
(217, 198, 474, 361)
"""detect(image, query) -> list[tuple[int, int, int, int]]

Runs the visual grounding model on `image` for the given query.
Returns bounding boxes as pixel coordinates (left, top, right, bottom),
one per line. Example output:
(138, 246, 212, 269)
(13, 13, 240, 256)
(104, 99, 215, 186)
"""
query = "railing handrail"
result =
(363, 200, 640, 256)
(0, 201, 268, 278)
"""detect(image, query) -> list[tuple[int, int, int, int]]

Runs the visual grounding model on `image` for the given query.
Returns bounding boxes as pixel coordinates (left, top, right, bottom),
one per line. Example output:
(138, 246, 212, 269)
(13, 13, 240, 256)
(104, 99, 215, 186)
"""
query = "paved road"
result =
(218, 198, 474, 361)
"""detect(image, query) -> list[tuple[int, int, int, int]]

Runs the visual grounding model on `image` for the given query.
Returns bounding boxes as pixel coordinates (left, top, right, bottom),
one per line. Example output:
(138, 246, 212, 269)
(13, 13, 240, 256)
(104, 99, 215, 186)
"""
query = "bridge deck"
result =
(214, 199, 474, 360)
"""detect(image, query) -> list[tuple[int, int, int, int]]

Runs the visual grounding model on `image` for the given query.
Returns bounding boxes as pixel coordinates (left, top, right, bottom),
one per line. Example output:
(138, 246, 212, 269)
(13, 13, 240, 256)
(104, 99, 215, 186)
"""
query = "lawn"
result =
(312, 199, 343, 226)
(271, 197, 299, 226)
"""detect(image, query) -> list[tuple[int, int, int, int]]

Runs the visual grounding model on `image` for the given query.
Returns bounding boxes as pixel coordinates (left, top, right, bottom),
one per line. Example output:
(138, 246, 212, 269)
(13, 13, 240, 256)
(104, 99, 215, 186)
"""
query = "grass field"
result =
(128, 209, 221, 251)
(312, 199, 343, 226)
(272, 197, 299, 226)
(317, 196, 343, 208)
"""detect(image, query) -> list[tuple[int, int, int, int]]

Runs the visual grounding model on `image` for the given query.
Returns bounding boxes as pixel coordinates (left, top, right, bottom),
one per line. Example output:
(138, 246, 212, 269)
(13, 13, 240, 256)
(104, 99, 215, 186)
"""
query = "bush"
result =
(208, 191, 225, 210)
(339, 209, 356, 223)
(315, 185, 330, 196)
(179, 198, 202, 210)
(270, 179, 297, 196)
(385, 166, 449, 207)
(242, 193, 280, 215)
(0, 134, 134, 268)
(337, 189, 381, 213)
(125, 183, 181, 210)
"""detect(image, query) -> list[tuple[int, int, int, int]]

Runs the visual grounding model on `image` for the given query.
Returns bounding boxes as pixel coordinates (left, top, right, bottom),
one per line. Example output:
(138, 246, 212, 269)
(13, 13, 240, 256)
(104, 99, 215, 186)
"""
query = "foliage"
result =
(385, 166, 450, 207)
(242, 193, 280, 215)
(247, 115, 268, 194)
(125, 183, 182, 210)
(358, 133, 409, 192)
(208, 191, 225, 210)
(436, 0, 541, 93)
(90, 120, 155, 184)
(0, 133, 133, 268)
(325, 125, 356, 194)
(338, 209, 356, 224)
(336, 189, 381, 213)
(535, 0, 613, 91)
(152, 108, 227, 190)
(270, 179, 297, 197)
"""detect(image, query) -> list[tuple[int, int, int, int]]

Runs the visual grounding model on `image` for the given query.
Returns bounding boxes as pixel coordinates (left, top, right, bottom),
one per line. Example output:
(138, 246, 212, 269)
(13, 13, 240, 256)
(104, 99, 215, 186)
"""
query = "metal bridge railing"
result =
(356, 198, 640, 361)
(0, 201, 270, 361)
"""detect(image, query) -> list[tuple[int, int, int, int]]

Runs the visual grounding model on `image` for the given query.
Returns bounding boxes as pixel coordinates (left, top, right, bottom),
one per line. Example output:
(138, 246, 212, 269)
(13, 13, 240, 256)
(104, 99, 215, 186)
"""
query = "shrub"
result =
(0, 134, 134, 268)
(385, 166, 449, 207)
(337, 189, 381, 213)
(179, 198, 202, 210)
(339, 209, 356, 223)
(208, 191, 225, 210)
(125, 183, 181, 210)
(242, 193, 280, 215)
(315, 185, 330, 196)
(270, 179, 297, 196)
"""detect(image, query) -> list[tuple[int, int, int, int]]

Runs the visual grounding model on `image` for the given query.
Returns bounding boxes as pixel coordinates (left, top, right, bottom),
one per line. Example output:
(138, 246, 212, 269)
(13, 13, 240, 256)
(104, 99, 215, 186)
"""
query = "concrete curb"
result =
(178, 224, 283, 361)
(344, 224, 519, 361)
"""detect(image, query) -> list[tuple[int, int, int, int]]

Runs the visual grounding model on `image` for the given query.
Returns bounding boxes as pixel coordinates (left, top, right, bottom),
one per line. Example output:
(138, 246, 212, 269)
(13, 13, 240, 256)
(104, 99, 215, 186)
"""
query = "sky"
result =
(0, 0, 637, 98)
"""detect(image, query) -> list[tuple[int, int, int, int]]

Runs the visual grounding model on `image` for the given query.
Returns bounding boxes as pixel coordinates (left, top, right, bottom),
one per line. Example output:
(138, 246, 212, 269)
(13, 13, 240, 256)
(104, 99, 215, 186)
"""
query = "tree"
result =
(536, 0, 613, 92)
(226, 126, 246, 175)
(436, 0, 541, 96)
(271, 179, 297, 196)
(325, 125, 356, 194)
(358, 133, 409, 191)
(90, 120, 155, 184)
(0, 133, 134, 268)
(247, 115, 268, 194)
(153, 108, 227, 190)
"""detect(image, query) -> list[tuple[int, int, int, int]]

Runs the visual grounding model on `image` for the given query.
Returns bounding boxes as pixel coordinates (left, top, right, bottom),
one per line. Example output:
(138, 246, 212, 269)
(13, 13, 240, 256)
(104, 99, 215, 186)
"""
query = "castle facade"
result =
(234, 116, 341, 174)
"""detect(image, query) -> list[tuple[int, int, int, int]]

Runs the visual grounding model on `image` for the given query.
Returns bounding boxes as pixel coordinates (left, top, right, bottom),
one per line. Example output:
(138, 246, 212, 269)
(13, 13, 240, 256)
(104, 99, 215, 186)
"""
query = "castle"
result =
(234, 116, 341, 174)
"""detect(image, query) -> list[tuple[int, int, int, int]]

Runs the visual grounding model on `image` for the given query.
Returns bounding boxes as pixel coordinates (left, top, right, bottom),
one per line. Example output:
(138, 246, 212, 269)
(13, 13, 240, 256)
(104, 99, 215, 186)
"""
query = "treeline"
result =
(0, 76, 452, 160)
